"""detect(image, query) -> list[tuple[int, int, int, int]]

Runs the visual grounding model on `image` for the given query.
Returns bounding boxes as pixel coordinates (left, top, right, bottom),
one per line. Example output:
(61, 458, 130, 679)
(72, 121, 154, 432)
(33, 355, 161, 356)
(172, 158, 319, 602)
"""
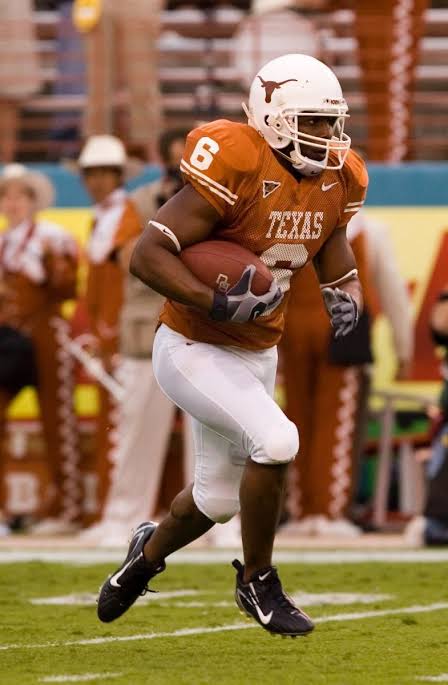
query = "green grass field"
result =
(1, 554, 448, 685)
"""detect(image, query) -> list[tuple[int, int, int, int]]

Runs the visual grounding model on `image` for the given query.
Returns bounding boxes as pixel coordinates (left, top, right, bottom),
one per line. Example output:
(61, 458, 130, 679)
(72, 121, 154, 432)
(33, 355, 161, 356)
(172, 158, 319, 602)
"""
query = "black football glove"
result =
(321, 286, 359, 338)
(210, 265, 283, 323)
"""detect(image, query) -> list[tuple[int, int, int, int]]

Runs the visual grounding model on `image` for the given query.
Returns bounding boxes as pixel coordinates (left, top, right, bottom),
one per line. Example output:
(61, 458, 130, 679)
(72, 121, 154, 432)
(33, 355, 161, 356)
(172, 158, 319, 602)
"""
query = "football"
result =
(180, 240, 273, 296)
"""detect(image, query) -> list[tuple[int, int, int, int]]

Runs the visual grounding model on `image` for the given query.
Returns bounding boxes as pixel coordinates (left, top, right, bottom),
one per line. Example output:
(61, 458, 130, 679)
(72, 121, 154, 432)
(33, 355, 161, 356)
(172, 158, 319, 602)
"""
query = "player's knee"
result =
(193, 489, 240, 524)
(253, 420, 299, 465)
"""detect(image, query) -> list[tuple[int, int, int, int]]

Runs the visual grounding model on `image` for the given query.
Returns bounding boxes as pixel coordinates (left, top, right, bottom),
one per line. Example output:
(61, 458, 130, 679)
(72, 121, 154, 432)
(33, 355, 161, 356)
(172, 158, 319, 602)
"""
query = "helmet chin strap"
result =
(242, 102, 258, 132)
(278, 148, 323, 177)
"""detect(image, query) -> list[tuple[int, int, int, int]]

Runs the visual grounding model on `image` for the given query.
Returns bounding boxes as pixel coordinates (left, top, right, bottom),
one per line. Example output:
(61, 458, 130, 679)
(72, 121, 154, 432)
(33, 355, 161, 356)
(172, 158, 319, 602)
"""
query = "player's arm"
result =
(313, 226, 363, 337)
(130, 184, 217, 312)
(130, 183, 282, 322)
(131, 122, 282, 322)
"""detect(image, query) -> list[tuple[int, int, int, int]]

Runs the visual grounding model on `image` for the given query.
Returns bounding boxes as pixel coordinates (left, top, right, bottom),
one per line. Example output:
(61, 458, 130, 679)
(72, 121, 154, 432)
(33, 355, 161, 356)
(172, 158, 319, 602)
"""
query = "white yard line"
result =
(2, 549, 448, 565)
(314, 602, 448, 624)
(40, 674, 121, 683)
(0, 623, 253, 652)
(294, 592, 393, 606)
(1, 601, 448, 652)
(417, 677, 448, 683)
(30, 591, 392, 608)
(31, 589, 202, 606)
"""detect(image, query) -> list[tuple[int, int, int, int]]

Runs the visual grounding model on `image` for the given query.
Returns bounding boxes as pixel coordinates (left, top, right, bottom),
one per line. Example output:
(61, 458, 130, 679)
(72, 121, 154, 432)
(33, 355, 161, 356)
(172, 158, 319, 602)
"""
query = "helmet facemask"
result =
(266, 109, 351, 176)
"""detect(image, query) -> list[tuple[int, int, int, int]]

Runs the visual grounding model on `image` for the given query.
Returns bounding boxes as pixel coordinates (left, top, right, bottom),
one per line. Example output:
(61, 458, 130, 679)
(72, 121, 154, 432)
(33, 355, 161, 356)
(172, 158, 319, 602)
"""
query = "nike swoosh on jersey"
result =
(110, 555, 140, 588)
(321, 181, 339, 192)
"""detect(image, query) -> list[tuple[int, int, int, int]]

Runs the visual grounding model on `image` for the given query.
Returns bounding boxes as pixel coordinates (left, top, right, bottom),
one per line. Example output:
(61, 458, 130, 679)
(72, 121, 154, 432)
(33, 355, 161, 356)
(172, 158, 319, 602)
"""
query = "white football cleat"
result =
(403, 515, 425, 547)
(78, 521, 117, 543)
(279, 516, 319, 536)
(208, 516, 242, 548)
(29, 517, 80, 536)
(313, 516, 362, 538)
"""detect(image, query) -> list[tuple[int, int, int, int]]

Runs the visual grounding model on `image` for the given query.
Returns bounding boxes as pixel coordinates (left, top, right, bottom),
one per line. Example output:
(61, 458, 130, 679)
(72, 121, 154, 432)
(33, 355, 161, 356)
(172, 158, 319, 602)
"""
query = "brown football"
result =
(180, 240, 272, 296)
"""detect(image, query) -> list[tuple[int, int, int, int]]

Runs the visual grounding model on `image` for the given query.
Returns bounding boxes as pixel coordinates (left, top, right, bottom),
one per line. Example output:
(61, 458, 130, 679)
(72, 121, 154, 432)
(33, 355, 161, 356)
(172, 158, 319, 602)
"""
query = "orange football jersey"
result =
(160, 119, 368, 350)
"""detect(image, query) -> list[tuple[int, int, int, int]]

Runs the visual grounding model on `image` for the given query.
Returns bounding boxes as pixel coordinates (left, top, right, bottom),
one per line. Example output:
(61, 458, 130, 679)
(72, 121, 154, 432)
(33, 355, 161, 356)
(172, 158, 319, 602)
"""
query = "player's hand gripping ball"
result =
(211, 264, 282, 322)
(180, 239, 283, 323)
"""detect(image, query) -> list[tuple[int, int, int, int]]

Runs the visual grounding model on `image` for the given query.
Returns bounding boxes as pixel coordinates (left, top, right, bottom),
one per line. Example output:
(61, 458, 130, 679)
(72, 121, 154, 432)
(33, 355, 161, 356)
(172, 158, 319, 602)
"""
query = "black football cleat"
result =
(232, 559, 314, 637)
(97, 521, 165, 623)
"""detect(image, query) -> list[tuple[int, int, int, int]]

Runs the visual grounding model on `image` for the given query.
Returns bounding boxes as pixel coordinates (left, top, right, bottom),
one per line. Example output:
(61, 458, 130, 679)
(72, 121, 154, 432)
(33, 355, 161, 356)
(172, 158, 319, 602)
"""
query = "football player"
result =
(97, 54, 367, 638)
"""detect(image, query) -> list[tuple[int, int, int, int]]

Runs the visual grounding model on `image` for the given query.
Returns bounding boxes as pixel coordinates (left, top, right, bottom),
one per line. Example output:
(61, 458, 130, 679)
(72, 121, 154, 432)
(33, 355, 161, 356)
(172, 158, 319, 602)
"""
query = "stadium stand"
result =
(17, 4, 448, 161)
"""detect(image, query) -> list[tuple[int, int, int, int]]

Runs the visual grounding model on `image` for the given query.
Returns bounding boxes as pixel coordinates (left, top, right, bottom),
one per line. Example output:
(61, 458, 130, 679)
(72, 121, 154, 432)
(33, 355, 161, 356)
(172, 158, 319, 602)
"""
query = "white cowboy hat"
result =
(77, 134, 143, 180)
(252, 0, 296, 14)
(78, 135, 127, 169)
(0, 163, 55, 211)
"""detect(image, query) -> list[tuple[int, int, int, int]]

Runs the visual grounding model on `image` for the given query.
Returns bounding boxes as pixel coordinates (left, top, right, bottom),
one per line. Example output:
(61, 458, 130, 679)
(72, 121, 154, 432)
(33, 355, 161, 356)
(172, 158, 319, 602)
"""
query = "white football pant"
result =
(152, 324, 298, 523)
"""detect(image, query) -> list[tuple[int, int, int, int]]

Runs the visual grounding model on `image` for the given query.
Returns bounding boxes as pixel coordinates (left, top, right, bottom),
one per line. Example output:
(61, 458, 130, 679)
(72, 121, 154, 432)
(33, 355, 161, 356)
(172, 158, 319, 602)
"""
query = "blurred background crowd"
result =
(1, 0, 448, 547)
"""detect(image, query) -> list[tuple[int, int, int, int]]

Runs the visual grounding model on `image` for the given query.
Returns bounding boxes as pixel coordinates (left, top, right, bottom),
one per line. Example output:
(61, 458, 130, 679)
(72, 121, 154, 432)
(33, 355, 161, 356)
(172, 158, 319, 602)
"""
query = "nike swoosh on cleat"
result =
(129, 523, 154, 553)
(255, 605, 273, 625)
(238, 588, 273, 626)
(321, 182, 338, 192)
(258, 571, 271, 582)
(110, 555, 140, 588)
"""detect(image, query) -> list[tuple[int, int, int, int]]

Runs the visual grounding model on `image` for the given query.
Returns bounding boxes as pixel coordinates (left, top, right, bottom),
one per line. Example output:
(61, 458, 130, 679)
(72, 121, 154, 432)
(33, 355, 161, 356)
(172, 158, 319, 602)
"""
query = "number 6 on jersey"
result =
(189, 137, 220, 171)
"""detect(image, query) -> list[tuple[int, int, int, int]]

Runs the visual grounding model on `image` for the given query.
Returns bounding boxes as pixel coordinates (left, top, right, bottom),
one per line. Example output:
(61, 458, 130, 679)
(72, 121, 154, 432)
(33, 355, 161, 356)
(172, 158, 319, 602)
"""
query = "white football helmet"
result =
(243, 54, 351, 176)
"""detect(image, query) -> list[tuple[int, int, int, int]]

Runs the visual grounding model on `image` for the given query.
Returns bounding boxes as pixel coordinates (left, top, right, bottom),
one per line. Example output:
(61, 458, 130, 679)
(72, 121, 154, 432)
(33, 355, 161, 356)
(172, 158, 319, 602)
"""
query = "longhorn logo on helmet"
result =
(257, 76, 298, 103)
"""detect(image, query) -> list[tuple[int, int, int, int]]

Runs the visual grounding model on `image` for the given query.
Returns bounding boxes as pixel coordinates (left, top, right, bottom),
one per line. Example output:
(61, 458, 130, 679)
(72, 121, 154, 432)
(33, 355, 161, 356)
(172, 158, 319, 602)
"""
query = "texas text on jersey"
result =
(160, 119, 368, 350)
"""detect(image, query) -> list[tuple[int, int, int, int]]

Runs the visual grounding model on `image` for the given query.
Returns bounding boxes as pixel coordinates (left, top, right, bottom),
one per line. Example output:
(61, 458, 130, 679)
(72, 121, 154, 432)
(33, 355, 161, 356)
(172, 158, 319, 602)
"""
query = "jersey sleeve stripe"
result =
(346, 201, 364, 207)
(181, 165, 236, 206)
(343, 207, 362, 213)
(180, 159, 239, 201)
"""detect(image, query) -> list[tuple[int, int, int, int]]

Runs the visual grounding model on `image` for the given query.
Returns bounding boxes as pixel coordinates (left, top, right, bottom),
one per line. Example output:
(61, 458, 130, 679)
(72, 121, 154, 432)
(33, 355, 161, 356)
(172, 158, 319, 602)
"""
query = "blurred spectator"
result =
(79, 135, 143, 517)
(281, 211, 413, 537)
(131, 129, 187, 224)
(80, 129, 189, 545)
(406, 289, 448, 546)
(423, 291, 448, 544)
(354, 213, 414, 381)
(347, 212, 414, 529)
(233, 0, 325, 89)
(48, 1, 85, 159)
(280, 223, 370, 538)
(0, 0, 41, 162)
(73, 0, 165, 161)
(353, 0, 428, 161)
(0, 164, 80, 535)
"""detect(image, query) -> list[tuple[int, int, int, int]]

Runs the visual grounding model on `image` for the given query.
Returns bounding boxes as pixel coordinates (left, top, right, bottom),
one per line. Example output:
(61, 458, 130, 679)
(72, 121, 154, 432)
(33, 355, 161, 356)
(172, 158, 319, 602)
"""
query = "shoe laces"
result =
(233, 560, 299, 614)
(140, 586, 157, 597)
(260, 571, 298, 613)
(137, 559, 165, 596)
(120, 557, 154, 598)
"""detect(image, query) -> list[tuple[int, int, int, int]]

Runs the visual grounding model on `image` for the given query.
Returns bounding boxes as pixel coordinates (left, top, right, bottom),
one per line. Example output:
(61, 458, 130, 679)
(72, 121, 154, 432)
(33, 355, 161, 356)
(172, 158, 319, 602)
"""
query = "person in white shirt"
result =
(350, 213, 413, 379)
